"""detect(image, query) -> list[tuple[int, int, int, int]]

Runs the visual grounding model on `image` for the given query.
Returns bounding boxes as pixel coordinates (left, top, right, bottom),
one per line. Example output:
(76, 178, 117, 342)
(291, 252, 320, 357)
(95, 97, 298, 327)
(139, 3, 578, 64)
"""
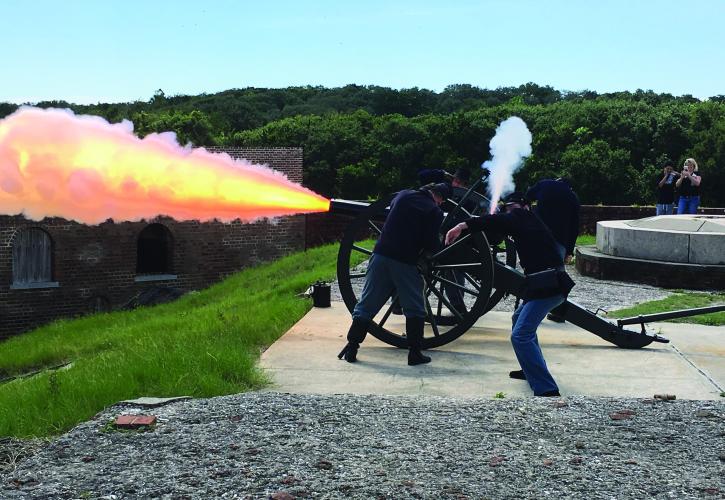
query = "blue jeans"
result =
(511, 294, 565, 395)
(677, 196, 700, 214)
(656, 203, 673, 216)
(353, 253, 426, 320)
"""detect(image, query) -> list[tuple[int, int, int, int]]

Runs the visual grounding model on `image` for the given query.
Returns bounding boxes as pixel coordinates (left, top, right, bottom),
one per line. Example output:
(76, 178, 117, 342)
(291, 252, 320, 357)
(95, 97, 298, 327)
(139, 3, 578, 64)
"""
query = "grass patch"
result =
(0, 243, 348, 438)
(575, 234, 596, 246)
(606, 292, 725, 326)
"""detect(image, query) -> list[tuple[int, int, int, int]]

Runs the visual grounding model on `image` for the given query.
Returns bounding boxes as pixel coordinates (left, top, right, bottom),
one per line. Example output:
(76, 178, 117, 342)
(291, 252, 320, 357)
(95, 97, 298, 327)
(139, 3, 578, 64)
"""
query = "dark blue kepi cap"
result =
(431, 182, 452, 200)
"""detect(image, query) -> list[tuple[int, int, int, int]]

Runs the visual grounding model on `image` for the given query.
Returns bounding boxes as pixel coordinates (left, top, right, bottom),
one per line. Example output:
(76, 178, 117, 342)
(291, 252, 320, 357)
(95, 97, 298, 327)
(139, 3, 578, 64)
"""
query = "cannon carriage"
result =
(331, 179, 674, 351)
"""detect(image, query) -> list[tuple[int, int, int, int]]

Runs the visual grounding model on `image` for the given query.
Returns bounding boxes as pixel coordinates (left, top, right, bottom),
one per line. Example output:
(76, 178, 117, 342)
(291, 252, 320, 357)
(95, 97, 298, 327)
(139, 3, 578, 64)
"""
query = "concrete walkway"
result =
(260, 302, 724, 400)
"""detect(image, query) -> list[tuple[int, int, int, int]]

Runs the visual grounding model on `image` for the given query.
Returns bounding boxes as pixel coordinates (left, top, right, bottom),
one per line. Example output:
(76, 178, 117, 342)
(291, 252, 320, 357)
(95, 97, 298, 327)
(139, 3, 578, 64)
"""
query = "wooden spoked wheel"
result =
(336, 185, 516, 349)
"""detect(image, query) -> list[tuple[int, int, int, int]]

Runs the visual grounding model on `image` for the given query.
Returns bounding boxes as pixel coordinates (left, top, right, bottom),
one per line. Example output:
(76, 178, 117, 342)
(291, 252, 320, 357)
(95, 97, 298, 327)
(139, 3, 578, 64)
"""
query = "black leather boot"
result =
(406, 316, 431, 366)
(337, 318, 369, 363)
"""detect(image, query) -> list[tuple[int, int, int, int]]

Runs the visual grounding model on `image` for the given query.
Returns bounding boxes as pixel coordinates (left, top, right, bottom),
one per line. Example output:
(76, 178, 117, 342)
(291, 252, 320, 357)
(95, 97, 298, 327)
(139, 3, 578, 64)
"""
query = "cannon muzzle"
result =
(330, 198, 374, 217)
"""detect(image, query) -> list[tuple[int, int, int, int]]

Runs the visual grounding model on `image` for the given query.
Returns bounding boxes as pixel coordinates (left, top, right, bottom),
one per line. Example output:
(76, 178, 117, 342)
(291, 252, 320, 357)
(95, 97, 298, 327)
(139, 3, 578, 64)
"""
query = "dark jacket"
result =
(465, 208, 563, 274)
(374, 190, 444, 265)
(525, 179, 580, 256)
(677, 173, 701, 197)
(657, 172, 678, 204)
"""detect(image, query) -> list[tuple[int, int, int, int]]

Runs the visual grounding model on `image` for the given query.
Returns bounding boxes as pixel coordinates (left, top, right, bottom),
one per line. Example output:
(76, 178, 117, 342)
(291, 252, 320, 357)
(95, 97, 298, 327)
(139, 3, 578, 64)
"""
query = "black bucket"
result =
(311, 281, 331, 308)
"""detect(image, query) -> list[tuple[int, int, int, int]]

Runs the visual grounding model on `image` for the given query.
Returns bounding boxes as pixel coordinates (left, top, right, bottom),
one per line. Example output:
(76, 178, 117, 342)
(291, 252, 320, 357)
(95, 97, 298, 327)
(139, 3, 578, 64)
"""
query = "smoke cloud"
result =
(482, 116, 532, 213)
(0, 107, 329, 225)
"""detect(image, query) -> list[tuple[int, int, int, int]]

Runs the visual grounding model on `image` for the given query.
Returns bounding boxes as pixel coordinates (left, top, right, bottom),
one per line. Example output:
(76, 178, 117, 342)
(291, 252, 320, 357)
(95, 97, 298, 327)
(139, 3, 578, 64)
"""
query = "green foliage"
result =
(607, 292, 725, 326)
(0, 102, 18, 119)
(132, 109, 219, 146)
(559, 139, 637, 204)
(234, 96, 725, 206)
(575, 234, 596, 246)
(0, 244, 343, 438)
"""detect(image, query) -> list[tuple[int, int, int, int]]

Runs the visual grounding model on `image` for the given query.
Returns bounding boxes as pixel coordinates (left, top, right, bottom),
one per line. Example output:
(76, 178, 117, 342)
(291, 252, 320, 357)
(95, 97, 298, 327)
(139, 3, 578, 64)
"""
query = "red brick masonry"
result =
(114, 415, 157, 428)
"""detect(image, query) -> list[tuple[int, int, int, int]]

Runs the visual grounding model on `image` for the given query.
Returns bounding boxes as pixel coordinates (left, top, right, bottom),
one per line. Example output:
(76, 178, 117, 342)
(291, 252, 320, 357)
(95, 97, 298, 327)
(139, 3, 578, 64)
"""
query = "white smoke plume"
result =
(482, 116, 532, 213)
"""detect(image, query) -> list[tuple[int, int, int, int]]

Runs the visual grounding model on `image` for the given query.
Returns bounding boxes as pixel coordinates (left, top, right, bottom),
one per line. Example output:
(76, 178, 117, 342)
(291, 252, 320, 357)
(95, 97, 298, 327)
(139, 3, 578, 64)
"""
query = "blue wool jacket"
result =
(374, 190, 444, 265)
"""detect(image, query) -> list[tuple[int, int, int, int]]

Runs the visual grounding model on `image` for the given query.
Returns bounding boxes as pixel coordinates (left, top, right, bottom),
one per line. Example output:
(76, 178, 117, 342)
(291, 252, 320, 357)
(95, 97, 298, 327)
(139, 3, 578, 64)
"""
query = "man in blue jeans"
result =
(445, 192, 571, 397)
(338, 183, 448, 366)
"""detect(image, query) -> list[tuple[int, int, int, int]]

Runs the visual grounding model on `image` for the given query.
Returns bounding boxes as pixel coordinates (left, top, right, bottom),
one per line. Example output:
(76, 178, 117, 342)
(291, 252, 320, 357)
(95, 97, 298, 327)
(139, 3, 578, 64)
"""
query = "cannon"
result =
(330, 178, 677, 350)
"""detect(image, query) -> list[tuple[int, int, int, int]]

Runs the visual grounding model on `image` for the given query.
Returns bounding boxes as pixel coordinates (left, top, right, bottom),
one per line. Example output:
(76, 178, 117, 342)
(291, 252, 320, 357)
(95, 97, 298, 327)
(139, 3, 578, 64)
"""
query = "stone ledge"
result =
(575, 246, 725, 290)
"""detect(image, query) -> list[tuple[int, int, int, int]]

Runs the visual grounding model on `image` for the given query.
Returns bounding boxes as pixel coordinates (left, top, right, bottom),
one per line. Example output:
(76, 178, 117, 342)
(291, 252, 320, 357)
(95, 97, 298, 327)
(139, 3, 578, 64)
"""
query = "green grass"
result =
(575, 234, 596, 246)
(0, 243, 347, 438)
(607, 292, 725, 326)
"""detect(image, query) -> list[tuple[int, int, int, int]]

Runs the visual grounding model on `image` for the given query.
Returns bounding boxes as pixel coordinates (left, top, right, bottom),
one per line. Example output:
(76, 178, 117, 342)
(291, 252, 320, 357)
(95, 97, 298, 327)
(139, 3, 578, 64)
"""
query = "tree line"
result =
(1, 84, 723, 206)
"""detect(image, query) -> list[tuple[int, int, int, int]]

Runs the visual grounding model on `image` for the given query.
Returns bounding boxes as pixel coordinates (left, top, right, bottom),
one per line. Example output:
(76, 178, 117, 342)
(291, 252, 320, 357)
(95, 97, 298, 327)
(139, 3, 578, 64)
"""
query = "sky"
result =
(1, 0, 723, 104)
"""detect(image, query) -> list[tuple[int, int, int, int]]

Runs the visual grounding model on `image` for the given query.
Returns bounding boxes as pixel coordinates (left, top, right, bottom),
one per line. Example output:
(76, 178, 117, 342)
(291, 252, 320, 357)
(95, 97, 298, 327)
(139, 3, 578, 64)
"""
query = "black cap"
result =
(503, 191, 528, 206)
(453, 168, 471, 183)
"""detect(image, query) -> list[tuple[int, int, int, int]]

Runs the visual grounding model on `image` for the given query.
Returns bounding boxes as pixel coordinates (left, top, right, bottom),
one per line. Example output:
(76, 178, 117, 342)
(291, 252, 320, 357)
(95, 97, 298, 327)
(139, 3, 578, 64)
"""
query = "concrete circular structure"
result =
(576, 215, 725, 289)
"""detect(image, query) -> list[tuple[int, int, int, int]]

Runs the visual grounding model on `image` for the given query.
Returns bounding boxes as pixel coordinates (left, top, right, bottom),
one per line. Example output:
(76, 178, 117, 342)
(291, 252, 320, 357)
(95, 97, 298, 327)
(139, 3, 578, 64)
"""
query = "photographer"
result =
(656, 161, 679, 216)
(675, 158, 702, 214)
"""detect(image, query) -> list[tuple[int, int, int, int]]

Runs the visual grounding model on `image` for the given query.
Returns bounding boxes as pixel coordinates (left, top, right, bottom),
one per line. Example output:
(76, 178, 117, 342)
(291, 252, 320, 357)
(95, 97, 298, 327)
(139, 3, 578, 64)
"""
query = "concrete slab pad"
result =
(260, 303, 724, 400)
(626, 215, 706, 232)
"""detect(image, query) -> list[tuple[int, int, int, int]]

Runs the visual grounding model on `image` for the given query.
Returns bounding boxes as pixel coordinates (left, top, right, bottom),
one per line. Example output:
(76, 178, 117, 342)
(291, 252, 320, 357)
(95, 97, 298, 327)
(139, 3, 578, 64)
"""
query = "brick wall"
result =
(305, 212, 355, 249)
(0, 148, 305, 339)
(205, 147, 303, 184)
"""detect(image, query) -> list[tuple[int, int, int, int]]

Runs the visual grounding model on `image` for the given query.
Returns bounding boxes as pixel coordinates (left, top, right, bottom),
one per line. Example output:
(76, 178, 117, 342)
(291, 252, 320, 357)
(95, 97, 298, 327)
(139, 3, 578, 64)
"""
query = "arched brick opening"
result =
(136, 223, 174, 274)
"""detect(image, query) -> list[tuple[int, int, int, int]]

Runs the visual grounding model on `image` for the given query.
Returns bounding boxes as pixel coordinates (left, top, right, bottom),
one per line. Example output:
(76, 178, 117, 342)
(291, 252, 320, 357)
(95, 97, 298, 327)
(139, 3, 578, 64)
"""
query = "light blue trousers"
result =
(656, 203, 673, 216)
(353, 253, 426, 320)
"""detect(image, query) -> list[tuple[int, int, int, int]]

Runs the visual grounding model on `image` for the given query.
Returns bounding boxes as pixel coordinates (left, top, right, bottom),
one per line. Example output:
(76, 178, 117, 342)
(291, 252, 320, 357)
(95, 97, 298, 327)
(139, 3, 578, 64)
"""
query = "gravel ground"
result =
(1, 393, 723, 499)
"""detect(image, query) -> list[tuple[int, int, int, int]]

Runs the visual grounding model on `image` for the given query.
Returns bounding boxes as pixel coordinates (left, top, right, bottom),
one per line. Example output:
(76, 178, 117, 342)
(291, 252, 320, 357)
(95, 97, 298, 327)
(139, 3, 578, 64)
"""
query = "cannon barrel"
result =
(330, 198, 376, 217)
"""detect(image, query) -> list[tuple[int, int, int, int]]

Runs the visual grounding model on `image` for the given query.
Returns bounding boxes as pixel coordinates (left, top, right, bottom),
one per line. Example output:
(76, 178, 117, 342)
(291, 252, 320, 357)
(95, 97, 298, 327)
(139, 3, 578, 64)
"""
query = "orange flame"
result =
(0, 107, 330, 224)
